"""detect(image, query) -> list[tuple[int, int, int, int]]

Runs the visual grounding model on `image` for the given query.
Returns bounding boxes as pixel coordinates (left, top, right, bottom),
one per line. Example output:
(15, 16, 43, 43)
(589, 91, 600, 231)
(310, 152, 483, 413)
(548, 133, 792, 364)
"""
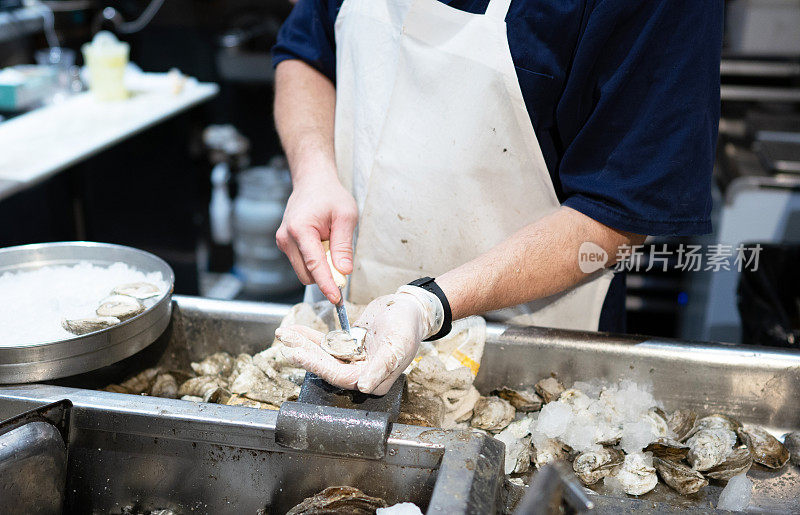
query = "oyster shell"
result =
(286, 486, 387, 515)
(227, 353, 254, 383)
(96, 295, 144, 320)
(532, 437, 570, 468)
(653, 457, 708, 495)
(685, 414, 742, 441)
(704, 447, 753, 481)
(644, 408, 672, 438)
(178, 375, 228, 399)
(229, 363, 299, 405)
(608, 453, 658, 496)
(491, 387, 542, 412)
(686, 428, 737, 471)
(321, 327, 367, 362)
(573, 447, 624, 485)
(181, 395, 202, 402)
(495, 417, 535, 475)
(470, 396, 515, 433)
(150, 373, 179, 398)
(667, 409, 697, 442)
(226, 394, 278, 410)
(644, 437, 690, 461)
(441, 386, 480, 427)
(783, 431, 800, 466)
(399, 383, 445, 428)
(119, 367, 162, 394)
(737, 425, 790, 469)
(534, 377, 565, 404)
(191, 352, 234, 377)
(112, 282, 161, 299)
(62, 316, 121, 335)
(408, 355, 473, 395)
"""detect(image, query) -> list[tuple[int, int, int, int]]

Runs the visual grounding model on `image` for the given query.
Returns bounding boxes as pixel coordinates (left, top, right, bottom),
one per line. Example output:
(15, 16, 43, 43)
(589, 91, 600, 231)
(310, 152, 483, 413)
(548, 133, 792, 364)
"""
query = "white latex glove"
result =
(275, 286, 444, 395)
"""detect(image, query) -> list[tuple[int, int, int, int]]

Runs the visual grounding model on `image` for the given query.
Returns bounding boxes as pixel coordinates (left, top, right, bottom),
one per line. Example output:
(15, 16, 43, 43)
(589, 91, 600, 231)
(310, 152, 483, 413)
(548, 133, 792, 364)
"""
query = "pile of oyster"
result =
(104, 345, 304, 409)
(403, 372, 796, 498)
(62, 282, 161, 335)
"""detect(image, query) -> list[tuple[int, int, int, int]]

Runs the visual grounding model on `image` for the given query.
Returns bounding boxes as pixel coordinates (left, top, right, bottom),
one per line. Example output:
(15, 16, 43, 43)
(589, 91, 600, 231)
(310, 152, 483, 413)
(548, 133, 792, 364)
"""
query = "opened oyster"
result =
(686, 428, 737, 471)
(534, 377, 565, 404)
(704, 447, 753, 481)
(286, 486, 387, 515)
(321, 327, 367, 362)
(606, 453, 658, 496)
(653, 457, 708, 495)
(491, 387, 542, 412)
(191, 352, 234, 377)
(573, 447, 624, 485)
(96, 294, 144, 320)
(470, 396, 515, 433)
(62, 316, 121, 335)
(737, 425, 789, 469)
(112, 282, 161, 299)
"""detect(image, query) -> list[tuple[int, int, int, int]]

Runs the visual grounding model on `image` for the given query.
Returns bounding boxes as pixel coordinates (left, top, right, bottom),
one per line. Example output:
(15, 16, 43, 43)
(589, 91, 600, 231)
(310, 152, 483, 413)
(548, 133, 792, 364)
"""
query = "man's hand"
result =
(274, 59, 356, 304)
(275, 287, 442, 395)
(276, 173, 357, 304)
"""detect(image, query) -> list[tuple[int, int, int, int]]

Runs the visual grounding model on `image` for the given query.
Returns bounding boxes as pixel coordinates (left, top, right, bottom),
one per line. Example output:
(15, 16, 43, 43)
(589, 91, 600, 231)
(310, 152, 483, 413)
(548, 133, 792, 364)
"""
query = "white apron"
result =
(309, 0, 613, 331)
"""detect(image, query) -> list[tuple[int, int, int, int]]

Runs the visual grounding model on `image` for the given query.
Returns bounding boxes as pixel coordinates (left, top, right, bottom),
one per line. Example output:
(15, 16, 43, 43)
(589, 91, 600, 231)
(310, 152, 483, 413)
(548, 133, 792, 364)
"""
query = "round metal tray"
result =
(0, 242, 174, 384)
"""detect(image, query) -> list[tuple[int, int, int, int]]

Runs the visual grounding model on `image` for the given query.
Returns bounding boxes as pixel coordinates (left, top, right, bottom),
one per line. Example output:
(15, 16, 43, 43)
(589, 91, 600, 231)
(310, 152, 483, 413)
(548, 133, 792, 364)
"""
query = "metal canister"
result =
(232, 159, 297, 296)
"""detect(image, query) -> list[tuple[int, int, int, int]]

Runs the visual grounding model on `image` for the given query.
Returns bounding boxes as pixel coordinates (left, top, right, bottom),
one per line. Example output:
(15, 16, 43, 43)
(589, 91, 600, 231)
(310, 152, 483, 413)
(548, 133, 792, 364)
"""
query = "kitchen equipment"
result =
(0, 399, 71, 515)
(232, 161, 296, 296)
(2, 295, 799, 512)
(323, 239, 351, 333)
(0, 242, 174, 384)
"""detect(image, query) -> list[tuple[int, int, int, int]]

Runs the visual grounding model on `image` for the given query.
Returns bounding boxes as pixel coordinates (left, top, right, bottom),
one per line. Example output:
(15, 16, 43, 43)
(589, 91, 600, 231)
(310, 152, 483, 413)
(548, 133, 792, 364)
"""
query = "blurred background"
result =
(0, 0, 798, 344)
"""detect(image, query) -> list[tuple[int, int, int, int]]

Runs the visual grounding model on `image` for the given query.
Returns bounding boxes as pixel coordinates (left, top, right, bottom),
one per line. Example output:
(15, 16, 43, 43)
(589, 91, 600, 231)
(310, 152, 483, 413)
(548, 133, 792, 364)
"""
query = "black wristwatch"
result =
(408, 277, 452, 341)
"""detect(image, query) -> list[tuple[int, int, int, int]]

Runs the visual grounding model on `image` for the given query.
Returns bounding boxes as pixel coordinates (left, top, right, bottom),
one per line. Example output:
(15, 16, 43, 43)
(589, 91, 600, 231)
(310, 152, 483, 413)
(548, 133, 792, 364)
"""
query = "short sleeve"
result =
(556, 0, 722, 236)
(271, 0, 340, 82)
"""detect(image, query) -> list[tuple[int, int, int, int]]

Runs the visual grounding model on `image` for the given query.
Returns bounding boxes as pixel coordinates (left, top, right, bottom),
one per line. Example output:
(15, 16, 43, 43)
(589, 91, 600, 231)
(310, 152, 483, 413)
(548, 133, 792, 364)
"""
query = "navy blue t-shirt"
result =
(272, 0, 722, 331)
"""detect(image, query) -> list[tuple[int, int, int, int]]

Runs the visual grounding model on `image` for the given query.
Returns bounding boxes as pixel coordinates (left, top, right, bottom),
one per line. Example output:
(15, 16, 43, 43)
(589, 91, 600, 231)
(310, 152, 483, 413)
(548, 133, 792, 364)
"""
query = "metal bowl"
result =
(0, 242, 174, 384)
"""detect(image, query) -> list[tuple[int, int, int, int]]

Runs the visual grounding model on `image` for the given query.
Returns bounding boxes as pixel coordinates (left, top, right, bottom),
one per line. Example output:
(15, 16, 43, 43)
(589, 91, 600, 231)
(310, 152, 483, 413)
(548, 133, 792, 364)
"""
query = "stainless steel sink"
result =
(1, 295, 799, 514)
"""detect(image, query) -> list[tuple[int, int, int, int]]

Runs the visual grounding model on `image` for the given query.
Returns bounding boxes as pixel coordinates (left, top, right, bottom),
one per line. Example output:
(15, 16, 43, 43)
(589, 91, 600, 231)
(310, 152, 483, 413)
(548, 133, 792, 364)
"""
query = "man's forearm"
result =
(436, 206, 646, 320)
(274, 59, 337, 184)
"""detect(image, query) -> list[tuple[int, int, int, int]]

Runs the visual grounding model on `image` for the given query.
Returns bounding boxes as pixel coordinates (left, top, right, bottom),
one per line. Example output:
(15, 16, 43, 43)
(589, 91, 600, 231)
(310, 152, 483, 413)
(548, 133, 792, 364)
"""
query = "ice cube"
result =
(716, 473, 752, 512)
(535, 401, 572, 438)
(377, 503, 424, 515)
(620, 420, 656, 454)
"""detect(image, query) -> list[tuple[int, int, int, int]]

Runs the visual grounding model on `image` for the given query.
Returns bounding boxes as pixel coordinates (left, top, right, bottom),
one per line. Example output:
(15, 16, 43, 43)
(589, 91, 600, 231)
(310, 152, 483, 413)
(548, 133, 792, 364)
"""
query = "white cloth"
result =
(329, 0, 612, 331)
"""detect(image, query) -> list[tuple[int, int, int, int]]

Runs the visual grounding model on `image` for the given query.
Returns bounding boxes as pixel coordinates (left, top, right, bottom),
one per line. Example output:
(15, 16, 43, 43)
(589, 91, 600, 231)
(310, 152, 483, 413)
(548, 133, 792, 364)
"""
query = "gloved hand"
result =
(275, 285, 444, 395)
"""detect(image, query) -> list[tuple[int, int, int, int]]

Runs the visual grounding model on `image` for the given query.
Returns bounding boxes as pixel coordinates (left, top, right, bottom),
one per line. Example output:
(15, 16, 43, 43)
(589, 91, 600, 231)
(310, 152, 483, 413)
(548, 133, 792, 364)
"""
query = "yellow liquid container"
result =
(81, 31, 129, 101)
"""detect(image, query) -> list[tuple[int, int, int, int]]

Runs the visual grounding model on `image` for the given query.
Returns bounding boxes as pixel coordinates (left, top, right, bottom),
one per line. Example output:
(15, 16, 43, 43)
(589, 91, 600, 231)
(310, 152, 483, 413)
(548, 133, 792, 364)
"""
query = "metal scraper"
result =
(323, 241, 351, 334)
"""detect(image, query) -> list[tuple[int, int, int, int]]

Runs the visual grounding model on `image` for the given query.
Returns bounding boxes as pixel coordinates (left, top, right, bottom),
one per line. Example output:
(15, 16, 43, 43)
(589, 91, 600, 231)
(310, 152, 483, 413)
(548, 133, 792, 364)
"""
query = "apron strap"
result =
(484, 0, 512, 21)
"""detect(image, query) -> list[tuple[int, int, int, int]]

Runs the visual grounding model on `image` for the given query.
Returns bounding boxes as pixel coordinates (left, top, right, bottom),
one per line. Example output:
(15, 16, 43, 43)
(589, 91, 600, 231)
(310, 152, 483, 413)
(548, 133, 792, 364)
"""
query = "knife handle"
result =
(322, 240, 348, 290)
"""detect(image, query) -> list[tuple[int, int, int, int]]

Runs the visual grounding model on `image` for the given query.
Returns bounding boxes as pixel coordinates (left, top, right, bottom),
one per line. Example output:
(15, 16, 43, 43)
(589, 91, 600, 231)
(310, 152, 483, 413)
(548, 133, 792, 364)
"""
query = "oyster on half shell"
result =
(321, 327, 367, 362)
(62, 316, 120, 335)
(96, 294, 144, 320)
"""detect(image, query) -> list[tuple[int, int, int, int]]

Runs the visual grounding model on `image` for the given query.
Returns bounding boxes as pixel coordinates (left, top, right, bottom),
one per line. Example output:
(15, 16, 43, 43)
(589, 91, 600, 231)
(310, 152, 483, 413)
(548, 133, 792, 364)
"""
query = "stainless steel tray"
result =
(0, 242, 174, 384)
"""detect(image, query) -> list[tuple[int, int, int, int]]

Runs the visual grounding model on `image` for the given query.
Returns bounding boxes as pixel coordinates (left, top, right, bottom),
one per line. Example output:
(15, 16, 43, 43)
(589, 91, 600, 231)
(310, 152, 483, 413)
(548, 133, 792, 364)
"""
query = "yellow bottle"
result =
(82, 31, 129, 101)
